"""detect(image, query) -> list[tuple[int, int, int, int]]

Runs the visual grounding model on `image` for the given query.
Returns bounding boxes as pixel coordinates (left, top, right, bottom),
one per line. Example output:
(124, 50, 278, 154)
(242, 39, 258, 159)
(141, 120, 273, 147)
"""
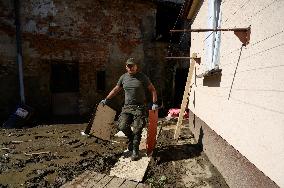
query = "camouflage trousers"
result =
(118, 105, 146, 150)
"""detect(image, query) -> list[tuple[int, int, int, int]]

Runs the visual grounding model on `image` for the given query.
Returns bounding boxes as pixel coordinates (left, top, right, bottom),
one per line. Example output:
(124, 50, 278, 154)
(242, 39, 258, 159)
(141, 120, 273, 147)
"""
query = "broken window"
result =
(50, 61, 79, 93)
(96, 70, 106, 91)
(205, 0, 222, 71)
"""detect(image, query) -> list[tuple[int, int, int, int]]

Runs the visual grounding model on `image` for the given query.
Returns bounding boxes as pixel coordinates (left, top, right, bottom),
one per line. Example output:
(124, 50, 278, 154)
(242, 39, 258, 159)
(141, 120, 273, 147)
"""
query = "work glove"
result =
(152, 103, 159, 110)
(100, 99, 109, 106)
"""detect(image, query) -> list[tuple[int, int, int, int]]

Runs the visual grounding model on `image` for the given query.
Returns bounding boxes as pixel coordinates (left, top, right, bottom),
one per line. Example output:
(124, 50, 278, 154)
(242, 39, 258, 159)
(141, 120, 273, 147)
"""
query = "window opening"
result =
(96, 70, 106, 91)
(50, 62, 79, 93)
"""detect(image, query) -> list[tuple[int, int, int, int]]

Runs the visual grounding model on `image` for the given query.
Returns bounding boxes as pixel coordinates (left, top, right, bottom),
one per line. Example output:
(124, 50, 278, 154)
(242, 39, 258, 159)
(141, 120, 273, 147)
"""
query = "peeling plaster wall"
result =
(0, 0, 164, 119)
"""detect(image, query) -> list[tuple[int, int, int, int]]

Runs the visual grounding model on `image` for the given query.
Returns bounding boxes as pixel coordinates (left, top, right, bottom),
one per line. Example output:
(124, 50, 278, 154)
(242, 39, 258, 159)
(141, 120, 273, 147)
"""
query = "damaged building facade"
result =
(0, 0, 185, 120)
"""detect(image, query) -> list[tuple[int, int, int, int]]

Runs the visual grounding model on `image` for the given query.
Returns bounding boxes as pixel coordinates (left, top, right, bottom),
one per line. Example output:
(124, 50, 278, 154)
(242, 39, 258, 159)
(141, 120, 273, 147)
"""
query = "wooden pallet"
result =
(61, 171, 148, 188)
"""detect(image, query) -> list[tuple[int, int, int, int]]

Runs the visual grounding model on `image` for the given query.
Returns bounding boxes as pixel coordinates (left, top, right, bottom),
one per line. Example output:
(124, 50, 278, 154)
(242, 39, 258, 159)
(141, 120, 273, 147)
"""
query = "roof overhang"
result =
(182, 0, 204, 23)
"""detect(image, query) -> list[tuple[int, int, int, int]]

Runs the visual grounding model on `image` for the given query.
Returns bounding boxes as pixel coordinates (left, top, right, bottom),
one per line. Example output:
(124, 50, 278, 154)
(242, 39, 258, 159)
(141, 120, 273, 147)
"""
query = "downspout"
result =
(14, 0, 25, 104)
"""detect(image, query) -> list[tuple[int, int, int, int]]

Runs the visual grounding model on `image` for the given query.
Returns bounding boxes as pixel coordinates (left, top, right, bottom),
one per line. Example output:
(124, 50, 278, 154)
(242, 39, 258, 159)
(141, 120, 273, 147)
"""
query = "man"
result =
(101, 58, 158, 161)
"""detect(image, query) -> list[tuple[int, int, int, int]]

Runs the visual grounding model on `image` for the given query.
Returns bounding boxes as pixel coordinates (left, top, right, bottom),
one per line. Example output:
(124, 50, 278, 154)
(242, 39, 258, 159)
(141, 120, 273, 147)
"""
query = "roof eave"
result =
(184, 0, 204, 23)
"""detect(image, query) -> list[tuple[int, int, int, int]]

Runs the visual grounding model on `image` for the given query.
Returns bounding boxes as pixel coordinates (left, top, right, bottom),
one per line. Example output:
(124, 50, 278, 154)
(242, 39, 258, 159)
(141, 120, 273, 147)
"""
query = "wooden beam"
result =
(170, 27, 250, 33)
(174, 53, 197, 139)
(170, 27, 251, 46)
(165, 56, 201, 64)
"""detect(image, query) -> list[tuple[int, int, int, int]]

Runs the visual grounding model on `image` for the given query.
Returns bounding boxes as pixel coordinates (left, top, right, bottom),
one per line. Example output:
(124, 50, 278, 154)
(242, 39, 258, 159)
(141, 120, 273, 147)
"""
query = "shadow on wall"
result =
(203, 71, 222, 87)
(228, 45, 244, 99)
(197, 126, 204, 151)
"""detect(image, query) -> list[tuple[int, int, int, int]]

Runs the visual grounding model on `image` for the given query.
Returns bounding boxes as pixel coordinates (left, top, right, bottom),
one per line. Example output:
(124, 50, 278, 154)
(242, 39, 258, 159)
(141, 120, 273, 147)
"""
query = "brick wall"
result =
(0, 0, 168, 120)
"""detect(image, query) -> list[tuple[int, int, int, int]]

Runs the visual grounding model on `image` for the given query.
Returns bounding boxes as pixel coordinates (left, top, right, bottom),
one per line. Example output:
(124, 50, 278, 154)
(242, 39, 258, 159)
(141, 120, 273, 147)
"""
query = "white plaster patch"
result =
(23, 20, 48, 34)
(31, 0, 57, 18)
(23, 20, 38, 32)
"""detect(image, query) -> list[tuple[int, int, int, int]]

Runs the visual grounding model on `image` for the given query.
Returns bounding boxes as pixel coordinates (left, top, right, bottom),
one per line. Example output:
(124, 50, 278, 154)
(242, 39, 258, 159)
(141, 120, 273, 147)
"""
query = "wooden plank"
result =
(174, 54, 196, 139)
(119, 180, 138, 188)
(110, 128, 150, 182)
(136, 183, 149, 188)
(89, 172, 106, 182)
(64, 171, 92, 187)
(89, 104, 116, 140)
(110, 155, 150, 182)
(60, 171, 89, 187)
(96, 175, 113, 188)
(110, 125, 164, 183)
(105, 177, 125, 188)
(81, 177, 93, 187)
(84, 174, 107, 188)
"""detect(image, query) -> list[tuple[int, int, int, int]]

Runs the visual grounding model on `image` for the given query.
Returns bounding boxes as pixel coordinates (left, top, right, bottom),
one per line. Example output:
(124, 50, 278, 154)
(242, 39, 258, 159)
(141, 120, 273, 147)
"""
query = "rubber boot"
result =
(131, 142, 139, 161)
(127, 134, 134, 152)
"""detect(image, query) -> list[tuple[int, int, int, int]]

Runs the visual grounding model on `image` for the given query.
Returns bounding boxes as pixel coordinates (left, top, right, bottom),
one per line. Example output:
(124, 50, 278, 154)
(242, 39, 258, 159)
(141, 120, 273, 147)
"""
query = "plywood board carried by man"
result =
(86, 104, 116, 140)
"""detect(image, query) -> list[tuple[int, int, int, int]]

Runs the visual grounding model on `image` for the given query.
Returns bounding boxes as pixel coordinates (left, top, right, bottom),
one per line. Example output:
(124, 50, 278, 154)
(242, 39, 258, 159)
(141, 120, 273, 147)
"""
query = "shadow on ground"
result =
(144, 125, 228, 188)
(155, 143, 202, 164)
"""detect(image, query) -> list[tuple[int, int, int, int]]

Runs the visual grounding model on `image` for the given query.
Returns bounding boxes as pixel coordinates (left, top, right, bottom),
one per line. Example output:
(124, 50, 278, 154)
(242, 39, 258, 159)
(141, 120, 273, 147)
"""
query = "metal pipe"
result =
(14, 0, 25, 104)
(170, 27, 250, 33)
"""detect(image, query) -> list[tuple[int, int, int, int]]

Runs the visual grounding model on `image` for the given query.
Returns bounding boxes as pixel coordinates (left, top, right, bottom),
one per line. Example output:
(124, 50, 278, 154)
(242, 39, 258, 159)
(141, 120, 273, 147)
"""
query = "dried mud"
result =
(0, 124, 124, 188)
(144, 121, 229, 188)
(1, 120, 229, 188)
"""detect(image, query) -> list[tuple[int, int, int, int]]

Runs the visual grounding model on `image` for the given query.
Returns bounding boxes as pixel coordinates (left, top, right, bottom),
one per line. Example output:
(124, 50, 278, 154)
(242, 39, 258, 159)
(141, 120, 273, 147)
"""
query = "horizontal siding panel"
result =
(189, 87, 284, 174)
(190, 0, 284, 186)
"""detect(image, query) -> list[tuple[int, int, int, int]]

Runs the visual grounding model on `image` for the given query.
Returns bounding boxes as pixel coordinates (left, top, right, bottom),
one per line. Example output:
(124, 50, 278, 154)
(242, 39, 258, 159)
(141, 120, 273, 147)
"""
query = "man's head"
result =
(126, 58, 138, 75)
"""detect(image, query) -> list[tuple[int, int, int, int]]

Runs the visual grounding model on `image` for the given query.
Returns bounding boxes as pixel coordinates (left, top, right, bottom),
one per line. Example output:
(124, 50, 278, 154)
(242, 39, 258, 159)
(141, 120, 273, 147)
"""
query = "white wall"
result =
(188, 0, 284, 186)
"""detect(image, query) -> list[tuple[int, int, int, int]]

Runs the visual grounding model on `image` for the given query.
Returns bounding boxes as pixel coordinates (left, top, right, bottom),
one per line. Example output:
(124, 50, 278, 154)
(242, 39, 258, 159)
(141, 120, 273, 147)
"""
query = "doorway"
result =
(50, 61, 79, 116)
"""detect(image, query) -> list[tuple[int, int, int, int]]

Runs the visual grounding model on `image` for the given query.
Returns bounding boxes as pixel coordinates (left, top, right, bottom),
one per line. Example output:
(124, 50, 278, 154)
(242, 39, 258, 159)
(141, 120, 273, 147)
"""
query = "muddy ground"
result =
(0, 123, 124, 187)
(145, 122, 229, 188)
(0, 120, 228, 188)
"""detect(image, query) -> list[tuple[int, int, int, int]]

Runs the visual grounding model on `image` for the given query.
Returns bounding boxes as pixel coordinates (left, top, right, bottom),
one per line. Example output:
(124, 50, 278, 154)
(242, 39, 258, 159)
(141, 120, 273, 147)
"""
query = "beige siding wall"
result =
(189, 0, 284, 186)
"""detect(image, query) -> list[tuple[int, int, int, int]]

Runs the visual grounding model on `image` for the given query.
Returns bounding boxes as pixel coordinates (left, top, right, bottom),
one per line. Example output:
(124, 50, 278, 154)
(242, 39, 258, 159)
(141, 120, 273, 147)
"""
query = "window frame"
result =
(205, 0, 222, 72)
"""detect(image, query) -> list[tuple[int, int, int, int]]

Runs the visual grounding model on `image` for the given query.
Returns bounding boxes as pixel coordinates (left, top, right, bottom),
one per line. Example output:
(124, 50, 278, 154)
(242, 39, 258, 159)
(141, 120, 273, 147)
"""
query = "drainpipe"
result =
(14, 0, 25, 104)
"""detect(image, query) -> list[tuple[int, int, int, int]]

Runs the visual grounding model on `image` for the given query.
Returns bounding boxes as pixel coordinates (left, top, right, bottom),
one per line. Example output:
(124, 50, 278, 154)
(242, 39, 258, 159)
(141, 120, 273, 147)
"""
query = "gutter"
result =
(14, 0, 25, 104)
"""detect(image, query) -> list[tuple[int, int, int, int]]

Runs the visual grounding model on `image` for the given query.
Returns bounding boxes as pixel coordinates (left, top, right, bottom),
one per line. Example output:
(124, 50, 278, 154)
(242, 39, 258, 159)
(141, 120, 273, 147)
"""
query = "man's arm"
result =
(100, 85, 122, 106)
(106, 85, 122, 100)
(147, 83, 157, 103)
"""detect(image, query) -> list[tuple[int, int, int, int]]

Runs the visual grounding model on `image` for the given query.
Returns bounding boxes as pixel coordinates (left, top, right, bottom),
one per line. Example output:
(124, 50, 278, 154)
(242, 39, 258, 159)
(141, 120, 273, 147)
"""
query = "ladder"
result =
(174, 53, 197, 139)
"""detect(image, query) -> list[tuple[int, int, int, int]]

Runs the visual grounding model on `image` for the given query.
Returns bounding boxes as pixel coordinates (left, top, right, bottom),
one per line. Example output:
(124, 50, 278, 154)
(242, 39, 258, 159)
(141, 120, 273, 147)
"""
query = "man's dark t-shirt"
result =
(117, 72, 150, 105)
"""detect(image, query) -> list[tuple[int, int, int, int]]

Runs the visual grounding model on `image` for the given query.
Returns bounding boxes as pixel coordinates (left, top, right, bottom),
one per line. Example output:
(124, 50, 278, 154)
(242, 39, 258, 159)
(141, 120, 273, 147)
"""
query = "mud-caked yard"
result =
(0, 123, 124, 187)
(0, 120, 229, 188)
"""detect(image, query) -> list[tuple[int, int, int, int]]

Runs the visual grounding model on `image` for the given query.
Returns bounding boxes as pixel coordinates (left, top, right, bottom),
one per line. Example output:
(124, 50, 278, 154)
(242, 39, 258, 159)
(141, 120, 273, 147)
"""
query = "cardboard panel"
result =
(89, 104, 116, 140)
